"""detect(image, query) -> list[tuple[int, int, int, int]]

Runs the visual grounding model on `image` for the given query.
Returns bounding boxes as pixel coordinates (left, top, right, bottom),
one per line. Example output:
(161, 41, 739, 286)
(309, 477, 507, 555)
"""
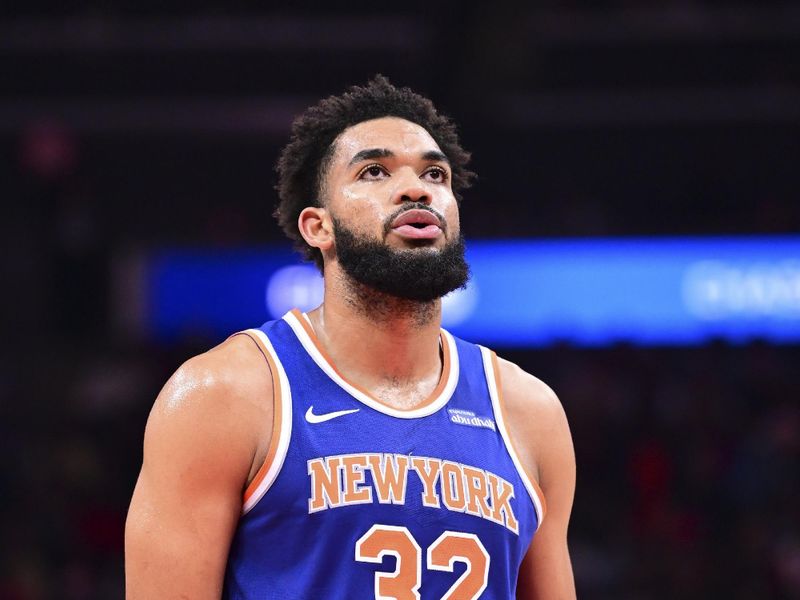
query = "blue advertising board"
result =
(145, 236, 800, 346)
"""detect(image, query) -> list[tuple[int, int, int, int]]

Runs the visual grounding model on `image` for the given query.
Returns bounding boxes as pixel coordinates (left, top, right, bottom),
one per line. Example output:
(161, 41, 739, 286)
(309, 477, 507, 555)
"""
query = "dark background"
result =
(2, 2, 799, 598)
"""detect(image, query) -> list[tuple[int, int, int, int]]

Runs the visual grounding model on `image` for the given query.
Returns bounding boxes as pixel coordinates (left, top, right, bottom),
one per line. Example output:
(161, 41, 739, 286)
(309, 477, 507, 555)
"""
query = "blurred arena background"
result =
(2, 2, 799, 598)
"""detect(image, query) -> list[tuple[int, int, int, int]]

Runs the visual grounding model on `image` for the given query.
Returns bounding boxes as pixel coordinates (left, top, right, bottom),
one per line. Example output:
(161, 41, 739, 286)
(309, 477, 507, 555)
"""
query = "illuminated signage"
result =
(143, 237, 800, 346)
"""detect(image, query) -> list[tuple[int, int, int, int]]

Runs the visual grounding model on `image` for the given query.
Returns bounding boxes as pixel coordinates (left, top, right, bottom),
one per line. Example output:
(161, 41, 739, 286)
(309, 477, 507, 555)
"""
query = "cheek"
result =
(447, 208, 461, 235)
(438, 193, 461, 232)
(340, 184, 375, 205)
(334, 184, 388, 231)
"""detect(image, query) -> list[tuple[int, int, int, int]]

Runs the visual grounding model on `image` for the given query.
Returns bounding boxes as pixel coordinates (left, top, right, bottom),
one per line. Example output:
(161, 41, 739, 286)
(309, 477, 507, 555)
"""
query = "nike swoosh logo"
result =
(305, 406, 360, 424)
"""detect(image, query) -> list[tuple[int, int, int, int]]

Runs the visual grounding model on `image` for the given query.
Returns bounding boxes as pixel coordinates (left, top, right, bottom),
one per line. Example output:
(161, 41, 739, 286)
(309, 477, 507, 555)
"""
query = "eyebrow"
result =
(422, 150, 450, 164)
(348, 148, 393, 166)
(347, 148, 451, 167)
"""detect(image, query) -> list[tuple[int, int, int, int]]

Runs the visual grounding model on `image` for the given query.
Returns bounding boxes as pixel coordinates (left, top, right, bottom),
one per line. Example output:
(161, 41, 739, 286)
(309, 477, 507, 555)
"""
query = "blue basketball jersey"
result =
(223, 309, 546, 599)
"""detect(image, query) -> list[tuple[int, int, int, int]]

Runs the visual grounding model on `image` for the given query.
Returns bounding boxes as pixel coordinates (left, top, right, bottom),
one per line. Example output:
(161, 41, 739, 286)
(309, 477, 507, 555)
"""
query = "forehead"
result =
(331, 117, 442, 164)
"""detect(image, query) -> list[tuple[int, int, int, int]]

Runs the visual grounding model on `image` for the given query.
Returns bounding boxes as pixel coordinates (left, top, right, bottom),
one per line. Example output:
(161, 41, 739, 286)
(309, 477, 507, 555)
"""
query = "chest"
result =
(226, 319, 542, 599)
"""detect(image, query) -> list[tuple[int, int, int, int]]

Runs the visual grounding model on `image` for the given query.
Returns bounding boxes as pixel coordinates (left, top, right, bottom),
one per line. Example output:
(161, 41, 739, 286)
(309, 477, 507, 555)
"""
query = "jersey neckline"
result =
(282, 308, 460, 419)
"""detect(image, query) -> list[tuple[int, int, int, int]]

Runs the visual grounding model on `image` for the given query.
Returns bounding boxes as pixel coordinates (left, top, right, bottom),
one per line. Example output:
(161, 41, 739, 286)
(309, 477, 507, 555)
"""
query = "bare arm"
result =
(125, 336, 273, 599)
(496, 357, 577, 600)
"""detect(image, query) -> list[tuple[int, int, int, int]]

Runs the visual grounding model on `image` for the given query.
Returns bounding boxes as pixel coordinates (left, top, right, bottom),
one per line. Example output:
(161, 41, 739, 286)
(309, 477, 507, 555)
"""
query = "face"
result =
(305, 116, 469, 301)
(324, 116, 460, 248)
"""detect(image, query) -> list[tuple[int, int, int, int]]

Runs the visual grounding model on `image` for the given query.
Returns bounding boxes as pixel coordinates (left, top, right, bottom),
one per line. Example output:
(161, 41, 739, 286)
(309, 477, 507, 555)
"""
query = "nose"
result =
(391, 169, 431, 205)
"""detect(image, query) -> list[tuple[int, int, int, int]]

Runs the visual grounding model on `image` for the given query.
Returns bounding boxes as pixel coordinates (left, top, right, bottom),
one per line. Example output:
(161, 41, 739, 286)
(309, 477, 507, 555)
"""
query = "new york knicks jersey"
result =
(223, 309, 546, 599)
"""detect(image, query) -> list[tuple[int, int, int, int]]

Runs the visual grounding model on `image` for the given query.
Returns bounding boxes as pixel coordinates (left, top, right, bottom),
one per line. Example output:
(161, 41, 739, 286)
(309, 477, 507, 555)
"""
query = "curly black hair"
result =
(274, 75, 476, 270)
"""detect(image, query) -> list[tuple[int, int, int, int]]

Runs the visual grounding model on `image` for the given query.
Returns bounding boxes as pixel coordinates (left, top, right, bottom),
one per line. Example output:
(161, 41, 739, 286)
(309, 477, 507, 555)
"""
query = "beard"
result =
(331, 213, 470, 303)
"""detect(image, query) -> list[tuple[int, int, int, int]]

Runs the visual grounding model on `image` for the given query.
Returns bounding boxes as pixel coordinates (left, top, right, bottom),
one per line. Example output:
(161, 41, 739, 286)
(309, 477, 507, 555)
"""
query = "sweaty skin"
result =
(125, 117, 576, 599)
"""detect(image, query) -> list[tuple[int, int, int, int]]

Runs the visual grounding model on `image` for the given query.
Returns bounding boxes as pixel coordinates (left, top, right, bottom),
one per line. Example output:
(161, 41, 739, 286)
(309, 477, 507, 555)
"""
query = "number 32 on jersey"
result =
(355, 524, 490, 600)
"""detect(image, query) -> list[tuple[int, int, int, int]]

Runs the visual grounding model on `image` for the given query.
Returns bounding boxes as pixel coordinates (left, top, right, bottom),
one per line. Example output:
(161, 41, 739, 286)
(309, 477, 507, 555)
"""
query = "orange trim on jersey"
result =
(490, 351, 548, 520)
(289, 308, 451, 412)
(229, 332, 283, 503)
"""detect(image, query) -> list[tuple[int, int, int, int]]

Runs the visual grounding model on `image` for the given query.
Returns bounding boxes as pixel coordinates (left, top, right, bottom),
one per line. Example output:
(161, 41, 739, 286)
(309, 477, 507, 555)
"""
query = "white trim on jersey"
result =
(479, 346, 545, 530)
(242, 328, 293, 515)
(283, 310, 460, 419)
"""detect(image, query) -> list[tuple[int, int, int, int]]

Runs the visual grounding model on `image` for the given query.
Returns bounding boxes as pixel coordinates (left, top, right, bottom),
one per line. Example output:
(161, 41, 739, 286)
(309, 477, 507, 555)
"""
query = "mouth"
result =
(389, 209, 443, 240)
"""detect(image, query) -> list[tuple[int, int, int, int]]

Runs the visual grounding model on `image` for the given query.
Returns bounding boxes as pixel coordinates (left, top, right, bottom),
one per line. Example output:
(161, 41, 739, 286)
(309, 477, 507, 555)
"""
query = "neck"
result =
(306, 268, 443, 396)
(341, 275, 438, 328)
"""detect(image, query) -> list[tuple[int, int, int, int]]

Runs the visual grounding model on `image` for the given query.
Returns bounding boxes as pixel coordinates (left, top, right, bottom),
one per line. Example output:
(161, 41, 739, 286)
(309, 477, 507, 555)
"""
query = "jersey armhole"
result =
(480, 346, 547, 529)
(229, 329, 293, 515)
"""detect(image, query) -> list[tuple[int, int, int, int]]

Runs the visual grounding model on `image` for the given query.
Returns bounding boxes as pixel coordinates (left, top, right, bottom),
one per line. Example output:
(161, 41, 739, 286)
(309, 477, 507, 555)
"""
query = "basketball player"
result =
(125, 76, 576, 599)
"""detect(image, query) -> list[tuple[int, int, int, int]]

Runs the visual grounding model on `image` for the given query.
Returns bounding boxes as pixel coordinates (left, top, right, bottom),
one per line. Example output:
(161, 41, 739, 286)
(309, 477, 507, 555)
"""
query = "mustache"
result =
(381, 203, 447, 238)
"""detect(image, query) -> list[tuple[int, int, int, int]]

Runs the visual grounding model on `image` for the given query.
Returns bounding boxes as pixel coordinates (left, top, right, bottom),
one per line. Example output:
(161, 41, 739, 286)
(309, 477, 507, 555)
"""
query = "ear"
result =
(298, 206, 334, 252)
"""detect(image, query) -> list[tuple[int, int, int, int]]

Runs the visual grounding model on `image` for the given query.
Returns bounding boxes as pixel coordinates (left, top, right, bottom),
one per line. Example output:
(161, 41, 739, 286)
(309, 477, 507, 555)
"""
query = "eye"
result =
(357, 163, 388, 180)
(422, 166, 449, 183)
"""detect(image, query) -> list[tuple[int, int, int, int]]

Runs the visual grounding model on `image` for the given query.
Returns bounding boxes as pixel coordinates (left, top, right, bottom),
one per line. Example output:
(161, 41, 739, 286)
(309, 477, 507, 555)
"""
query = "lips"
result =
(390, 209, 443, 240)
(391, 209, 442, 229)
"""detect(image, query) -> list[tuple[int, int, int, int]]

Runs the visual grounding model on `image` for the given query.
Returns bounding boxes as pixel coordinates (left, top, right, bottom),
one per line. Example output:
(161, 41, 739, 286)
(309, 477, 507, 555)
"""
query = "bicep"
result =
(125, 357, 265, 599)
(516, 398, 576, 600)
(126, 469, 241, 599)
(496, 359, 576, 600)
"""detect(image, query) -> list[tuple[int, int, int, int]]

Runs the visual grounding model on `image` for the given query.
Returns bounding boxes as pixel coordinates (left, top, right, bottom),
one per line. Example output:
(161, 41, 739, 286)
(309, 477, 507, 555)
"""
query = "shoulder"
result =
(126, 333, 274, 596)
(151, 333, 273, 426)
(143, 332, 275, 487)
(492, 354, 574, 497)
(494, 355, 566, 445)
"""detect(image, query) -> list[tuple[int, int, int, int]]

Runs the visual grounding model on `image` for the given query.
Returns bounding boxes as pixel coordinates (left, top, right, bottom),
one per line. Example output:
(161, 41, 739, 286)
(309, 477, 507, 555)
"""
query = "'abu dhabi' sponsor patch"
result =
(448, 408, 496, 431)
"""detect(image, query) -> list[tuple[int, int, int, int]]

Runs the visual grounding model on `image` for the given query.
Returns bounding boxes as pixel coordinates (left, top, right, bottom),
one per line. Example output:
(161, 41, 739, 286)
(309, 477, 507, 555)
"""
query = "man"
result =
(126, 76, 576, 599)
